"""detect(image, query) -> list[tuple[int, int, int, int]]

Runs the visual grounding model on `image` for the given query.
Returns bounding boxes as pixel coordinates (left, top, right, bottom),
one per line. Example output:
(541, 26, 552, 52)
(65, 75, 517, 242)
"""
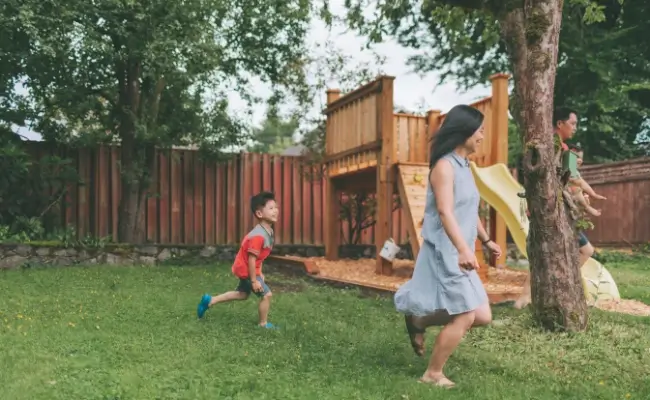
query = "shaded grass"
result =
(0, 263, 648, 400)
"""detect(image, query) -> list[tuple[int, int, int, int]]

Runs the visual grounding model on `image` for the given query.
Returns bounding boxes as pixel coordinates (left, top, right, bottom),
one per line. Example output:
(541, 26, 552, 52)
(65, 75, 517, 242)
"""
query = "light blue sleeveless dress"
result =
(394, 152, 488, 316)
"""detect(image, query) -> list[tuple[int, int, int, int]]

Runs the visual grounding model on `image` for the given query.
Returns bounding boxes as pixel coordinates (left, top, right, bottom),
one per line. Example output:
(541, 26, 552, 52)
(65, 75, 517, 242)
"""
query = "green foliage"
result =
(339, 193, 401, 244)
(247, 106, 300, 154)
(0, 137, 79, 237)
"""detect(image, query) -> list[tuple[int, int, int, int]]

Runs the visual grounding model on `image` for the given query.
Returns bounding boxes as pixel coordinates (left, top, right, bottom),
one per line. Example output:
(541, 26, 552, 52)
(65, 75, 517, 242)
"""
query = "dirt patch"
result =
(595, 299, 650, 317)
(265, 280, 307, 293)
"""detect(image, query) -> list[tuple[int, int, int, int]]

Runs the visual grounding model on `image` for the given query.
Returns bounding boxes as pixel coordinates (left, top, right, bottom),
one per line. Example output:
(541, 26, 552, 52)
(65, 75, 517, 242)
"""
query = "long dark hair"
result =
(429, 105, 484, 169)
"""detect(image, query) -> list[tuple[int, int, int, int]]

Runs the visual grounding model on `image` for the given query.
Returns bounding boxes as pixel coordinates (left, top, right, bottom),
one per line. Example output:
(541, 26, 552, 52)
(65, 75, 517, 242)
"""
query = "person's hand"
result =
(252, 280, 263, 293)
(485, 240, 502, 259)
(583, 194, 590, 205)
(458, 248, 479, 271)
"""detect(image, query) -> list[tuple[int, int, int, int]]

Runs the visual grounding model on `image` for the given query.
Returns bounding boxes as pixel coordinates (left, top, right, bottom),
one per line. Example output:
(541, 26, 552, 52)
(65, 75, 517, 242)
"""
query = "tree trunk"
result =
(115, 58, 155, 244)
(500, 0, 588, 331)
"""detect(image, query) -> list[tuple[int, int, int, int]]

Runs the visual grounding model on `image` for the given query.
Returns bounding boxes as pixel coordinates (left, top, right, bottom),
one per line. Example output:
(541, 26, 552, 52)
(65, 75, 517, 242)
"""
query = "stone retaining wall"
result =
(0, 242, 523, 269)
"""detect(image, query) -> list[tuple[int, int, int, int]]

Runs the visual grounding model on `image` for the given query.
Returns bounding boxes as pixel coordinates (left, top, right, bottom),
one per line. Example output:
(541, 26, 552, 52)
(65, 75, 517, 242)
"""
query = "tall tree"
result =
(2, 0, 316, 242)
(340, 0, 623, 331)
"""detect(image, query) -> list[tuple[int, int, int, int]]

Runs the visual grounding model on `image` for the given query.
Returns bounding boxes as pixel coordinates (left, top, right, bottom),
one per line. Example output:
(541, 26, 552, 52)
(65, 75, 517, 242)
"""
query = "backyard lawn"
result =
(1, 258, 649, 400)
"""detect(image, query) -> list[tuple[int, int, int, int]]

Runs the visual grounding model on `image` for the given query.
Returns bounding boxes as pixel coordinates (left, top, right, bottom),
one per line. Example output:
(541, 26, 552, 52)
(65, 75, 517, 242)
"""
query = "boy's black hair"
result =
(250, 191, 275, 217)
(553, 107, 578, 127)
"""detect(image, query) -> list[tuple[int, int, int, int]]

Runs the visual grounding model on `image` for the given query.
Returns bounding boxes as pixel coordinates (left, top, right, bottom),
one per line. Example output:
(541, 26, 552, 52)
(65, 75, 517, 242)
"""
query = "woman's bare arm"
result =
(430, 159, 471, 254)
(477, 219, 490, 243)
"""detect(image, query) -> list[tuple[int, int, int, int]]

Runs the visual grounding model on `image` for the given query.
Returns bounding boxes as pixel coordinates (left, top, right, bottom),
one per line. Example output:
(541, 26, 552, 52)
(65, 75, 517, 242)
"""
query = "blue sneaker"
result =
(260, 322, 278, 329)
(197, 294, 211, 319)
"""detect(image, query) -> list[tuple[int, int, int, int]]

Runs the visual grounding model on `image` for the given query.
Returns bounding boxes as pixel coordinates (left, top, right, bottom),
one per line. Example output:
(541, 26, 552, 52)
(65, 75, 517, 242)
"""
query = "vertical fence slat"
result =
(215, 162, 226, 244)
(226, 158, 237, 244)
(170, 151, 182, 243)
(183, 151, 194, 244)
(301, 164, 312, 244)
(241, 153, 252, 234)
(204, 160, 215, 244)
(158, 152, 170, 244)
(193, 155, 204, 244)
(146, 151, 159, 243)
(272, 156, 283, 242)
(281, 157, 292, 244)
(292, 159, 303, 244)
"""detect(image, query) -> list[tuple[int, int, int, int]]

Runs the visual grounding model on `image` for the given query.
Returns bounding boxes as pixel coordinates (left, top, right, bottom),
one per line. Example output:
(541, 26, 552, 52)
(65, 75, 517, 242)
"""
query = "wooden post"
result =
(375, 76, 396, 275)
(324, 89, 341, 260)
(489, 73, 510, 267)
(425, 109, 442, 163)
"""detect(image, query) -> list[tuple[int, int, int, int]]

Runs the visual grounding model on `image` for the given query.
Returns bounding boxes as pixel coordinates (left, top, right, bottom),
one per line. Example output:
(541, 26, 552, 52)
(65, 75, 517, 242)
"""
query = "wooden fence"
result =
(24, 143, 650, 247)
(26, 143, 410, 246)
(579, 157, 650, 246)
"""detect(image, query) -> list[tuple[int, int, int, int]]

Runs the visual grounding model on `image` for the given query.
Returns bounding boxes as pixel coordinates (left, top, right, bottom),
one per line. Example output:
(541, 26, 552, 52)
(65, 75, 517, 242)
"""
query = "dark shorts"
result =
(236, 276, 271, 298)
(577, 231, 590, 248)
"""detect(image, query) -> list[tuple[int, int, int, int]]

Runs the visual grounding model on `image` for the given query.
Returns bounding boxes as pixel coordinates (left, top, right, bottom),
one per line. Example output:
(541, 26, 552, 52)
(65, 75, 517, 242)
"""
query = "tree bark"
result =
(500, 0, 588, 331)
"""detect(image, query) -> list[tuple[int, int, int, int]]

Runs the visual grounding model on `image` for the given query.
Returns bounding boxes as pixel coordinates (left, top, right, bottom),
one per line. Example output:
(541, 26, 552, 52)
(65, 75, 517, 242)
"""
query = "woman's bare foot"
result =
(405, 315, 425, 357)
(419, 372, 456, 388)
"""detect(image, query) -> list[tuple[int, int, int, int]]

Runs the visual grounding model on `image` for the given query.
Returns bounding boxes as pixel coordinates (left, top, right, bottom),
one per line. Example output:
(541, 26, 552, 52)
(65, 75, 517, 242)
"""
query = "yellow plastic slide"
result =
(469, 162, 621, 303)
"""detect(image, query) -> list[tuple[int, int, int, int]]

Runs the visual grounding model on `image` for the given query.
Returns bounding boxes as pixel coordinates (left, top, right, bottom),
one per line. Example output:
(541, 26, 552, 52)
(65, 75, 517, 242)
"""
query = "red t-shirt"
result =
(231, 225, 274, 279)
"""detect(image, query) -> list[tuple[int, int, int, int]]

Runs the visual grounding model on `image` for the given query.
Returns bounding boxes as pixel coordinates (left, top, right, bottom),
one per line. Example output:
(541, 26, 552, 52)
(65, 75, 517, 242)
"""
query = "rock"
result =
(157, 248, 171, 261)
(138, 256, 156, 265)
(53, 250, 67, 257)
(138, 246, 158, 256)
(0, 255, 27, 269)
(35, 247, 51, 256)
(200, 246, 216, 258)
(15, 245, 32, 257)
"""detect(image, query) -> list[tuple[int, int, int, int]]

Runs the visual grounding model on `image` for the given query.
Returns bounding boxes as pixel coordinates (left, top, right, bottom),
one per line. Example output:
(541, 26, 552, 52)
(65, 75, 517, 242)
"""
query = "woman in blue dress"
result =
(394, 104, 502, 388)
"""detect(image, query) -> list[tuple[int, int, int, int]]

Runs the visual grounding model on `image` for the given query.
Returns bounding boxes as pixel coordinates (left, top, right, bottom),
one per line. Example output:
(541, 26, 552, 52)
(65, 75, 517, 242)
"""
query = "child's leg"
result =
(209, 290, 248, 306)
(197, 280, 250, 319)
(253, 277, 275, 328)
(575, 191, 601, 216)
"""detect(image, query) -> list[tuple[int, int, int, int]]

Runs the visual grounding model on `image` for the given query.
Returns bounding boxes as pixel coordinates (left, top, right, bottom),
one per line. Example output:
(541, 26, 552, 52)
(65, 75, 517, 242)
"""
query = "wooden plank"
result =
(204, 161, 215, 244)
(272, 156, 283, 241)
(193, 155, 204, 244)
(96, 146, 110, 238)
(146, 151, 159, 243)
(170, 151, 182, 244)
(226, 158, 238, 244)
(110, 147, 119, 242)
(312, 169, 323, 245)
(301, 163, 312, 244)
(77, 149, 90, 238)
(292, 158, 303, 244)
(262, 154, 271, 190)
(183, 151, 194, 244)
(158, 152, 170, 243)
(241, 153, 252, 234)
(282, 157, 292, 244)
(215, 162, 226, 244)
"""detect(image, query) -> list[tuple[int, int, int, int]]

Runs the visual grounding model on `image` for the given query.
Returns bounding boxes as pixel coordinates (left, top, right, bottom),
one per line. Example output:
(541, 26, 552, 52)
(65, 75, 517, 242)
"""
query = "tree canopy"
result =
(341, 0, 650, 163)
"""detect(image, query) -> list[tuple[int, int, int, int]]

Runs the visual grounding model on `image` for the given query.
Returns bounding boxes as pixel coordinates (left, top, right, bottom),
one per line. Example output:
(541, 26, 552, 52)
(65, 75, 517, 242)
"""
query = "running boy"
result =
(568, 144, 606, 216)
(197, 191, 278, 329)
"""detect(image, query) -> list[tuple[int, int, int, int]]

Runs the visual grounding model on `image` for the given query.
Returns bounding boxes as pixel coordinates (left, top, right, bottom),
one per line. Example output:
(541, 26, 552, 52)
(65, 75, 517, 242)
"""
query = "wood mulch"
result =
(283, 256, 650, 317)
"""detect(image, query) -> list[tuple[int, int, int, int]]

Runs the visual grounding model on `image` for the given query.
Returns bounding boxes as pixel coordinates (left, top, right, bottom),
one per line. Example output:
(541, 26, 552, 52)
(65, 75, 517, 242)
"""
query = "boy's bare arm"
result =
(247, 254, 257, 280)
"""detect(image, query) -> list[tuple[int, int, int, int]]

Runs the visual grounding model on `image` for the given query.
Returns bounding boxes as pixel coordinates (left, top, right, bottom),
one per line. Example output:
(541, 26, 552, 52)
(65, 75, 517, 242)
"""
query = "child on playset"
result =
(196, 191, 278, 329)
(568, 144, 606, 216)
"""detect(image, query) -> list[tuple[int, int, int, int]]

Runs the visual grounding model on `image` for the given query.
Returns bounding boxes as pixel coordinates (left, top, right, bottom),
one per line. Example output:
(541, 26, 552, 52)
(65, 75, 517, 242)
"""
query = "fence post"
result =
(489, 73, 510, 266)
(324, 89, 342, 261)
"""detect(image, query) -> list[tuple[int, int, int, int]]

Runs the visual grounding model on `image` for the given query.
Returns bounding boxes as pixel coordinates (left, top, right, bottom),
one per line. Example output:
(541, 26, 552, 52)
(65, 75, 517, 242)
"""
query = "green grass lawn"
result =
(1, 261, 649, 400)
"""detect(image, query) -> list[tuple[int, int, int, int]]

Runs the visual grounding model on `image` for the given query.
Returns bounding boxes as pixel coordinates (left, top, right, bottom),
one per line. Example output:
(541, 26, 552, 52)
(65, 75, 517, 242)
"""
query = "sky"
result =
(226, 0, 492, 127)
(15, 0, 494, 141)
